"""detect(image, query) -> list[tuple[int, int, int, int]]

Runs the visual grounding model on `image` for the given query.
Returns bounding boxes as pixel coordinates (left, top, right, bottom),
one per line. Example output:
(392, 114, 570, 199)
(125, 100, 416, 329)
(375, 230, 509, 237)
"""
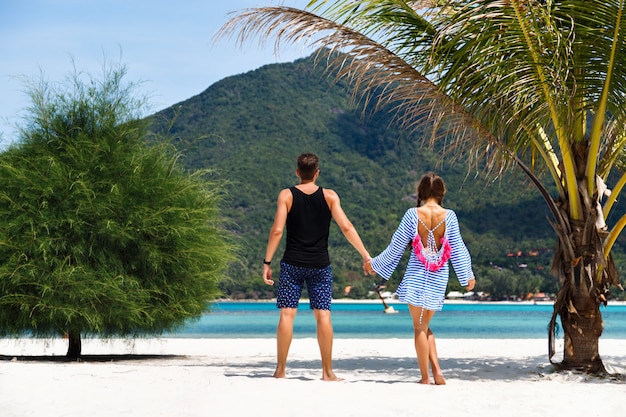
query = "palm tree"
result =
(218, 0, 626, 374)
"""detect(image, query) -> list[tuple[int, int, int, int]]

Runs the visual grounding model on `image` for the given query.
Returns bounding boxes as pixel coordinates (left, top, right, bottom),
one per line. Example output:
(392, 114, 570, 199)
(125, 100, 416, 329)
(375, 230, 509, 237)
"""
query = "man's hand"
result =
(263, 264, 274, 285)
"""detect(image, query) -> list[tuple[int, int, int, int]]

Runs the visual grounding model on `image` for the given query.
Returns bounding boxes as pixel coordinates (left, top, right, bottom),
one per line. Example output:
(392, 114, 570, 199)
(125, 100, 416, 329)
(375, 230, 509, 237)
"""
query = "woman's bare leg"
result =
(408, 305, 436, 384)
(428, 329, 446, 385)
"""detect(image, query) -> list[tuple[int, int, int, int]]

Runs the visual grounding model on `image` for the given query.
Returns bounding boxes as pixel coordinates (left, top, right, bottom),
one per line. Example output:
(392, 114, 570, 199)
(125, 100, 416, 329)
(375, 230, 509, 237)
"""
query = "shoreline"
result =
(215, 298, 626, 306)
(1, 337, 624, 417)
(2, 336, 625, 356)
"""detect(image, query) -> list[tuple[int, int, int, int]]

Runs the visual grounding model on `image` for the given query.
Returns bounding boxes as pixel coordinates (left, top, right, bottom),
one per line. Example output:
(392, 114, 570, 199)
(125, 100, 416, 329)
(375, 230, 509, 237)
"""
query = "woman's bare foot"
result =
(322, 371, 344, 381)
(418, 378, 430, 385)
(433, 374, 446, 385)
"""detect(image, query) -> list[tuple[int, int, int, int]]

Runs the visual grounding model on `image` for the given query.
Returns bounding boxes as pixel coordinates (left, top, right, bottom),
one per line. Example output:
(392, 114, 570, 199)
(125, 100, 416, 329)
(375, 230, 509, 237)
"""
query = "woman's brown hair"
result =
(416, 173, 446, 206)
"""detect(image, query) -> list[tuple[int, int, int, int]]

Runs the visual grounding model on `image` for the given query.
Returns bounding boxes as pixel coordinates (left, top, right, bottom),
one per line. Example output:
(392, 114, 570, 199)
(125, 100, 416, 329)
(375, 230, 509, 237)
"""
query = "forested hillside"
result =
(149, 52, 626, 301)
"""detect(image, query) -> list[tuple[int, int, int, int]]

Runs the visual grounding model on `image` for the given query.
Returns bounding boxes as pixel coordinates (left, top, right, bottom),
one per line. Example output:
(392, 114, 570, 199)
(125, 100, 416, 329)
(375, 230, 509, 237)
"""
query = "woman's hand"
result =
(363, 258, 375, 275)
(466, 278, 476, 291)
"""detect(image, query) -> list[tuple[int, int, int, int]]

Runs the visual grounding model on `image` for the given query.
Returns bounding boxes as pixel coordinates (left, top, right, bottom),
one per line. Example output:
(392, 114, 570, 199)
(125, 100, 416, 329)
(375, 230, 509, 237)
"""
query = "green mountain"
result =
(149, 52, 624, 301)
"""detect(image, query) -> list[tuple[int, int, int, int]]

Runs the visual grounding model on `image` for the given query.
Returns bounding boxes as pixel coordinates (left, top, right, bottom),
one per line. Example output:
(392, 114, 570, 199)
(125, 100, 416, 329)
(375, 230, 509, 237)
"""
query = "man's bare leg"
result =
(313, 309, 341, 381)
(274, 307, 297, 378)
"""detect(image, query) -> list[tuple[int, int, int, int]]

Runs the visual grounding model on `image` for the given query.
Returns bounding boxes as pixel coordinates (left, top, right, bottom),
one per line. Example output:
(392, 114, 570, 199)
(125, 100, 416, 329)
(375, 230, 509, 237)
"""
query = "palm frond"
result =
(216, 5, 514, 172)
(218, 1, 626, 207)
(584, 0, 626, 192)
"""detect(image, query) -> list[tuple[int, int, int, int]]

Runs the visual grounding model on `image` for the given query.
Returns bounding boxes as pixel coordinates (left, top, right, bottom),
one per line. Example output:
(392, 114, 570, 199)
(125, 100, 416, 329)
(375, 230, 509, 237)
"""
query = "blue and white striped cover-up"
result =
(370, 208, 474, 311)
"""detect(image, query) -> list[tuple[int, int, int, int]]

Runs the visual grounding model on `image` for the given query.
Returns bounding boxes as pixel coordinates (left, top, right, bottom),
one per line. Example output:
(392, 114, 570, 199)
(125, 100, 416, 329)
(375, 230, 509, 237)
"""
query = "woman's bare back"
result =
(416, 205, 446, 250)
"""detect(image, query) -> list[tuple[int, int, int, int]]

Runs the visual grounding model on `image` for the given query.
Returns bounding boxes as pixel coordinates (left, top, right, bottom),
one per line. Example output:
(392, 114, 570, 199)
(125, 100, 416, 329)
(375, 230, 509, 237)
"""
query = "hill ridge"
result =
(149, 51, 572, 300)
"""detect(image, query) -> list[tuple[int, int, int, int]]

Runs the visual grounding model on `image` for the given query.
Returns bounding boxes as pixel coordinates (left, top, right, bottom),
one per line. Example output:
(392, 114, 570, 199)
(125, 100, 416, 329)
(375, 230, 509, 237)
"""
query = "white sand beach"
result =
(0, 337, 624, 417)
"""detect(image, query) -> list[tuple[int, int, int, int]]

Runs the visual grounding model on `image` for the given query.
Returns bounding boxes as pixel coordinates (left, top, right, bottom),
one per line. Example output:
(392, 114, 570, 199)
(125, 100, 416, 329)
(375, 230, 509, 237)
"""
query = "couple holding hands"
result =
(262, 153, 475, 384)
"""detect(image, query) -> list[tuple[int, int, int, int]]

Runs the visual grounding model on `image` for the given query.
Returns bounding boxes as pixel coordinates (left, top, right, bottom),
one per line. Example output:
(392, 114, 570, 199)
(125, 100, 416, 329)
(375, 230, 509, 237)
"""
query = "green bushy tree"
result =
(0, 63, 234, 358)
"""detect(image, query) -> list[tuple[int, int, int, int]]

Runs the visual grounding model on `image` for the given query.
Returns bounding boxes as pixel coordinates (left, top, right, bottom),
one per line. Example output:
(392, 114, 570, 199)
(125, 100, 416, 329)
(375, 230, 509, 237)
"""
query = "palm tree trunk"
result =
(66, 330, 82, 359)
(549, 210, 609, 374)
(557, 283, 605, 373)
(515, 157, 608, 373)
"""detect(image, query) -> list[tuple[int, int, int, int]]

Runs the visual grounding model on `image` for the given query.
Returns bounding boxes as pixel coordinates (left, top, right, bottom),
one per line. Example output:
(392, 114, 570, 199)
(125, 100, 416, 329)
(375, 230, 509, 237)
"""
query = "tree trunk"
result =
(516, 149, 615, 375)
(549, 209, 611, 374)
(558, 293, 605, 373)
(66, 330, 82, 359)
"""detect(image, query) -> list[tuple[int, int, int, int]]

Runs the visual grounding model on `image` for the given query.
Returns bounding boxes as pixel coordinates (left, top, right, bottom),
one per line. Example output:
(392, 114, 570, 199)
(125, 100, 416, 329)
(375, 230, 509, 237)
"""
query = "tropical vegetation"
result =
(150, 52, 576, 303)
(0, 63, 234, 357)
(216, 0, 626, 374)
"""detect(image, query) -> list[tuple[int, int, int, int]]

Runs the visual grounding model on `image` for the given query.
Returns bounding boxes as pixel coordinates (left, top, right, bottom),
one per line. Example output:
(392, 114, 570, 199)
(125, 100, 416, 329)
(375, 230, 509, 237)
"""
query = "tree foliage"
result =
(0, 63, 234, 356)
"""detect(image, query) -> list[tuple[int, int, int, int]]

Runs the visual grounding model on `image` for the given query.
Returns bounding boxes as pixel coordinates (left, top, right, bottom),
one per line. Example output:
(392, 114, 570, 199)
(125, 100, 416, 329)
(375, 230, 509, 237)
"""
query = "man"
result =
(262, 153, 371, 381)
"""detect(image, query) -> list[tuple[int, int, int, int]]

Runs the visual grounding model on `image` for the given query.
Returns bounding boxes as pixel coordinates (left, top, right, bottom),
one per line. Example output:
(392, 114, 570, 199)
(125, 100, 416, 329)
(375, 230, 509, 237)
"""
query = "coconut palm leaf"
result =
(217, 4, 514, 171)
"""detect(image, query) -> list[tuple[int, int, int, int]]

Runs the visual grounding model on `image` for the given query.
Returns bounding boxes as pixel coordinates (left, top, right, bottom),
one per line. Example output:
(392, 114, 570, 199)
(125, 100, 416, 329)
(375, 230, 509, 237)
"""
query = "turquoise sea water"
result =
(168, 301, 626, 339)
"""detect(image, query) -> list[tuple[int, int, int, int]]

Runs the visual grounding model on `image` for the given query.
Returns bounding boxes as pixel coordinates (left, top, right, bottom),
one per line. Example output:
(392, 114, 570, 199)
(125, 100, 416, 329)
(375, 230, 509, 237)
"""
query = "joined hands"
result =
(363, 258, 375, 276)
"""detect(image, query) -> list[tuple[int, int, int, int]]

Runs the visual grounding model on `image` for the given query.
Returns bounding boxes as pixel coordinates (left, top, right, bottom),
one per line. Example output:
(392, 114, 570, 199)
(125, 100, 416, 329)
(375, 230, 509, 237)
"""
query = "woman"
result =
(365, 173, 475, 385)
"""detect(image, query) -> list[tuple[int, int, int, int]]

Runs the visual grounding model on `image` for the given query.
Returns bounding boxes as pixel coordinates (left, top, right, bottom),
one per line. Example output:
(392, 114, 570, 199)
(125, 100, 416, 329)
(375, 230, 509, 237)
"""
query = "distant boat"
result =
(384, 305, 399, 314)
(374, 284, 399, 314)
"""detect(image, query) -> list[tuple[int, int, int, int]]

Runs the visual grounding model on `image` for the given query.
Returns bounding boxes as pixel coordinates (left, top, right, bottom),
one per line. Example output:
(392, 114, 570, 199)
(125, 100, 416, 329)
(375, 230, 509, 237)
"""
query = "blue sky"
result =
(0, 0, 313, 146)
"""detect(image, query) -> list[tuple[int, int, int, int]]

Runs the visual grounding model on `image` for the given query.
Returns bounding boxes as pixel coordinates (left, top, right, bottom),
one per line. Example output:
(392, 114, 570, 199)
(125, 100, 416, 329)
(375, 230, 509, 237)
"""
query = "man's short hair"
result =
(297, 153, 319, 180)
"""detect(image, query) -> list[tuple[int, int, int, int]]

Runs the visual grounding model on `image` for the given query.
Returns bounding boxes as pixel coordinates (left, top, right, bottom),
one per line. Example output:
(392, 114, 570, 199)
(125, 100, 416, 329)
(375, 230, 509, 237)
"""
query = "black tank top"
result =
(281, 186, 331, 268)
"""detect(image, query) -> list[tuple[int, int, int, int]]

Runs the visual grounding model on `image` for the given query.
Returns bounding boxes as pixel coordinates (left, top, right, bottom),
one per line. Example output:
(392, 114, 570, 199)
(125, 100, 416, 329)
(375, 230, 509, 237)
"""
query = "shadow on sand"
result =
(223, 354, 625, 383)
(0, 354, 185, 363)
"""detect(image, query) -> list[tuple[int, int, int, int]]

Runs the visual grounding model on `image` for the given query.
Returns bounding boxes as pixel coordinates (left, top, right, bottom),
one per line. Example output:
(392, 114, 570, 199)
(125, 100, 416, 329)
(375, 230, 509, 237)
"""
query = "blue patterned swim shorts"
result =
(277, 262, 333, 310)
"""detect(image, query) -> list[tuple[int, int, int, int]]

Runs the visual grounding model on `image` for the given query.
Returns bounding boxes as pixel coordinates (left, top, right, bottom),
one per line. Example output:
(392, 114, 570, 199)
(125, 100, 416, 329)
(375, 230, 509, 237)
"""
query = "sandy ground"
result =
(0, 337, 624, 417)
